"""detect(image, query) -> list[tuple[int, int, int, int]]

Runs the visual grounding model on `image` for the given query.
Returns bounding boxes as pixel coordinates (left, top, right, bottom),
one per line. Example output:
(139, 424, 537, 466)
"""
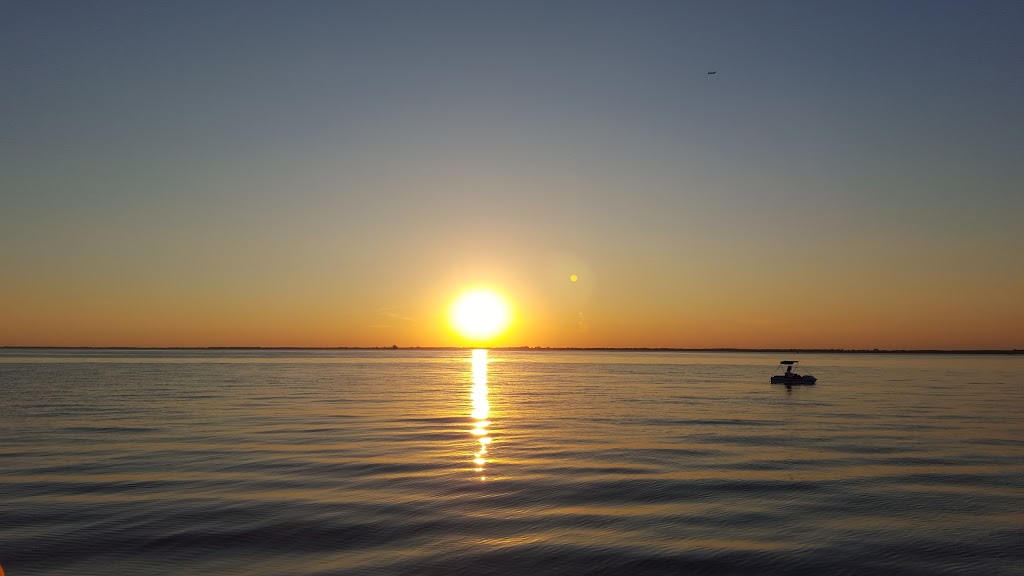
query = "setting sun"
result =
(450, 289, 511, 343)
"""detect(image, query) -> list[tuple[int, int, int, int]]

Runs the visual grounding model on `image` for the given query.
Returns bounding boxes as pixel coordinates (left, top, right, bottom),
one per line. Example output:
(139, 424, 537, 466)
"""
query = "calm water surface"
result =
(1, 349, 1021, 575)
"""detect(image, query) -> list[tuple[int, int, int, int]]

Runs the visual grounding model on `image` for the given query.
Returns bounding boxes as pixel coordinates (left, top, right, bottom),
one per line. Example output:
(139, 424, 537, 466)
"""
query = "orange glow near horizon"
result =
(0, 265, 1021, 349)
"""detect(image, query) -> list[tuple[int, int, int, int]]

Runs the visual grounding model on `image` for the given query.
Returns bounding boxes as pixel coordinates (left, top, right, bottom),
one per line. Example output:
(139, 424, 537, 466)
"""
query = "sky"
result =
(1, 1, 1022, 349)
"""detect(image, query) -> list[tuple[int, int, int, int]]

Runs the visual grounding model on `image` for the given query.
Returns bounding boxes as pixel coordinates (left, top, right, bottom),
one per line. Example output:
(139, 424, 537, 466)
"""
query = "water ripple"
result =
(0, 349, 1021, 575)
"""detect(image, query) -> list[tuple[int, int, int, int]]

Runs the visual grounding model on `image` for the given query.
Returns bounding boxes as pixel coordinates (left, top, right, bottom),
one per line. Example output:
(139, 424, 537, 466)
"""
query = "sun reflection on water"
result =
(470, 349, 491, 481)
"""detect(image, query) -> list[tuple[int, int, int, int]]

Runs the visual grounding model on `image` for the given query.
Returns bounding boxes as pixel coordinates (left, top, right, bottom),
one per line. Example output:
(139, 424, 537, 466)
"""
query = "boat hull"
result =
(770, 375, 816, 385)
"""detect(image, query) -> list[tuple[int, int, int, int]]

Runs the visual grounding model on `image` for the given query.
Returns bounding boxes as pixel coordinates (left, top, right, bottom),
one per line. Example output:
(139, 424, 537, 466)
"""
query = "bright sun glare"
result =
(451, 290, 511, 342)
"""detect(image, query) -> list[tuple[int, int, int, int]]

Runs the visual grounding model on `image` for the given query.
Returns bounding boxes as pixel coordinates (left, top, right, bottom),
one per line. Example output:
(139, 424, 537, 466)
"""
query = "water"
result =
(1, 349, 1021, 575)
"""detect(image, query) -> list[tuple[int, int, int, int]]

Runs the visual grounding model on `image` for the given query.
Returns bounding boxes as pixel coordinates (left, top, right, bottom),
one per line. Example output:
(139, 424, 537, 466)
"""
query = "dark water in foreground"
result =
(1, 349, 1021, 575)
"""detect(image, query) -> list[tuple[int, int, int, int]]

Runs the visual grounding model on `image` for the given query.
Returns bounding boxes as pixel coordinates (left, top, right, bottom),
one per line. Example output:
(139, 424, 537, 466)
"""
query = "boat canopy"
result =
(779, 360, 798, 364)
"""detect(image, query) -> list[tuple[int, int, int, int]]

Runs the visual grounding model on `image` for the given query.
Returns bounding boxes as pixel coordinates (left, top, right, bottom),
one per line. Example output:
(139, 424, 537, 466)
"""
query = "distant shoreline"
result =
(1, 346, 1021, 355)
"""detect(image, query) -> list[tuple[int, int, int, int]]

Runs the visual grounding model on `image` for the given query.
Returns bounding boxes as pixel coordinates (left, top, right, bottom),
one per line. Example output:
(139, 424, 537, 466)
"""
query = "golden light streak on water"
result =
(470, 349, 491, 481)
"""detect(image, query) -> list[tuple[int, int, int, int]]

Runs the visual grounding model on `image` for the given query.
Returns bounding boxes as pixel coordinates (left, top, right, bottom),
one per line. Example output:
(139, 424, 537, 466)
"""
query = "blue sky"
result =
(2, 1, 1021, 347)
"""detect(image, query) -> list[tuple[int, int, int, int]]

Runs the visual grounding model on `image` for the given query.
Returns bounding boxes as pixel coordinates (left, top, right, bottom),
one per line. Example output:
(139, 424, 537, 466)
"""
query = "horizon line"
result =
(1, 346, 1021, 355)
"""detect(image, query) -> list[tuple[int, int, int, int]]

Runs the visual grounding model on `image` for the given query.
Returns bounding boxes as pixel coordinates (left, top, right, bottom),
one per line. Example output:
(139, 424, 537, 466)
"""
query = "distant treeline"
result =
(2, 346, 1021, 355)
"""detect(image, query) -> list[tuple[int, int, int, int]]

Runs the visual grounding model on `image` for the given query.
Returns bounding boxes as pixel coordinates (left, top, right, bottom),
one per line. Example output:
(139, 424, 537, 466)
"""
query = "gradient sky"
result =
(2, 1, 1022, 349)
